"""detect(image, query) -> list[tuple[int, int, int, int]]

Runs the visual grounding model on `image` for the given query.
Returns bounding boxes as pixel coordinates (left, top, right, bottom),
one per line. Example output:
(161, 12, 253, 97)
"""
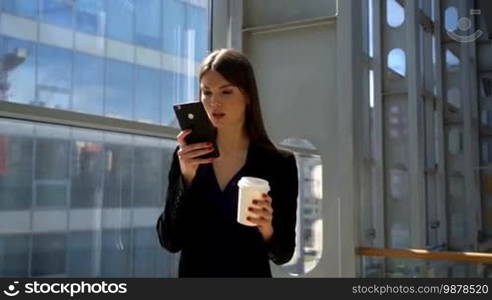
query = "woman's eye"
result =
(202, 91, 212, 96)
(223, 90, 233, 94)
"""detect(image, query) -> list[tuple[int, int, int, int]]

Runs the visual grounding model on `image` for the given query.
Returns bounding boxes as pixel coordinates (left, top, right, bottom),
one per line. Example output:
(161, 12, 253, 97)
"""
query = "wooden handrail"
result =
(357, 247, 492, 264)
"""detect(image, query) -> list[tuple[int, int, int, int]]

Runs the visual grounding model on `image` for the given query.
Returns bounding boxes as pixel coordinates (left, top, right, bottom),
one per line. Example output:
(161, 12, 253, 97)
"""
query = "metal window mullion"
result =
(420, 0, 439, 249)
(459, 0, 482, 250)
(372, 0, 386, 250)
(27, 125, 37, 277)
(432, 0, 449, 249)
(0, 101, 179, 140)
(359, 0, 372, 248)
(406, 0, 427, 248)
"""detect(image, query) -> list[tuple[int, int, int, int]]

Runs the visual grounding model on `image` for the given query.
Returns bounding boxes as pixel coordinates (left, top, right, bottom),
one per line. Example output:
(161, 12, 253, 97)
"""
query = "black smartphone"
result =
(173, 101, 220, 159)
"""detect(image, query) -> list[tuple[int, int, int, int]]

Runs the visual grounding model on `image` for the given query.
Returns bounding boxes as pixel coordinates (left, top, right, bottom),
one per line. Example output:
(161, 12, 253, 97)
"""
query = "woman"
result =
(156, 49, 298, 277)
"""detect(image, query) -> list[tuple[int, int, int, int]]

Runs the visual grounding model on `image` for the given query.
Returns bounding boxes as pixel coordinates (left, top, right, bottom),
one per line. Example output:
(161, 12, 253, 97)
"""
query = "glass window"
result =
(70, 140, 105, 208)
(67, 231, 95, 277)
(40, 0, 74, 29)
(35, 138, 70, 181)
(32, 233, 67, 277)
(75, 0, 105, 36)
(386, 0, 405, 28)
(101, 229, 131, 277)
(445, 6, 458, 32)
(387, 48, 406, 77)
(36, 45, 73, 110)
(135, 0, 161, 50)
(0, 136, 33, 210)
(106, 0, 134, 44)
(135, 66, 161, 124)
(34, 137, 70, 208)
(103, 143, 133, 208)
(186, 3, 208, 61)
(73, 52, 104, 115)
(0, 37, 36, 105)
(133, 228, 158, 277)
(2, 0, 38, 19)
(279, 138, 323, 276)
(162, 0, 186, 56)
(161, 70, 181, 127)
(0, 234, 30, 276)
(0, 119, 178, 277)
(133, 145, 163, 207)
(105, 59, 133, 119)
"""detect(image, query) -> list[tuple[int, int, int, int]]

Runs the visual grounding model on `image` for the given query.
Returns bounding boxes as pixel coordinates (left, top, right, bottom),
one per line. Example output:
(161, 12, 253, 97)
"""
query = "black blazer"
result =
(156, 142, 298, 277)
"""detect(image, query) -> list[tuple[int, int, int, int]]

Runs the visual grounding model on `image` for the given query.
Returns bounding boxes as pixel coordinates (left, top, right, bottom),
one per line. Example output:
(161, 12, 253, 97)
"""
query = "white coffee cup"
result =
(237, 176, 270, 226)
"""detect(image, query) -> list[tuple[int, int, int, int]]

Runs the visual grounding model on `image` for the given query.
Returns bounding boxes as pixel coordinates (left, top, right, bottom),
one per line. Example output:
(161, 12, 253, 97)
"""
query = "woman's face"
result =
(200, 70, 249, 129)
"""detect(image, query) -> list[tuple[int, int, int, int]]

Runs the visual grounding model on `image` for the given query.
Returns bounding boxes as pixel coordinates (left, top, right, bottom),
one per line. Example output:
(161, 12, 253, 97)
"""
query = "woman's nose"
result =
(210, 95, 221, 107)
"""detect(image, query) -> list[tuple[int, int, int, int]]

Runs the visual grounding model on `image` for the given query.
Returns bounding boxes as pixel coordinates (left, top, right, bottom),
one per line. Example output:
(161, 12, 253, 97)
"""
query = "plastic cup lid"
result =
(237, 176, 270, 190)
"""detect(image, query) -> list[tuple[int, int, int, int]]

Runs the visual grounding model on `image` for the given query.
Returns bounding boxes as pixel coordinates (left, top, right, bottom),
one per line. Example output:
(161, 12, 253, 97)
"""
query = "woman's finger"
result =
(185, 147, 216, 159)
(176, 129, 192, 146)
(262, 193, 272, 204)
(252, 199, 272, 211)
(181, 141, 213, 153)
(248, 207, 272, 220)
(247, 216, 271, 226)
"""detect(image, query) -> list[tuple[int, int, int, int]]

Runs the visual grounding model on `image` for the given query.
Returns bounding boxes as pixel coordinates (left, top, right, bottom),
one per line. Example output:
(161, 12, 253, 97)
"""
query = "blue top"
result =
(157, 142, 298, 277)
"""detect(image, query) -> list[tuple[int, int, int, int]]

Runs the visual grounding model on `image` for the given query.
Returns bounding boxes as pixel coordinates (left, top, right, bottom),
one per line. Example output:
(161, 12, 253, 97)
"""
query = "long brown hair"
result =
(199, 49, 278, 153)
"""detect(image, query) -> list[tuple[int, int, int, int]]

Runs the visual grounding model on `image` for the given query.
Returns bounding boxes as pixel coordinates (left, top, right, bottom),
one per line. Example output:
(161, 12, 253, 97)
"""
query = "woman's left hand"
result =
(247, 193, 274, 242)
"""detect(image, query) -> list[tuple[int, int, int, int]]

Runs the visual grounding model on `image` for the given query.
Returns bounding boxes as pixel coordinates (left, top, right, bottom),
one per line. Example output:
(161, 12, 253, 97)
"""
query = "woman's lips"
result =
(212, 113, 225, 120)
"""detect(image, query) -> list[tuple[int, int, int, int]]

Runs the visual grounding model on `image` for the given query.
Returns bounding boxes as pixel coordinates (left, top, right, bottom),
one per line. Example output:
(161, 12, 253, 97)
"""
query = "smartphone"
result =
(173, 101, 220, 159)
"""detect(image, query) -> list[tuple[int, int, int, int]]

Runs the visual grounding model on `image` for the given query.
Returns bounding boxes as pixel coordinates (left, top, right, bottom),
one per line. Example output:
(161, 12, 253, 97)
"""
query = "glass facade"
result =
(0, 0, 209, 126)
(0, 118, 178, 277)
(0, 0, 209, 277)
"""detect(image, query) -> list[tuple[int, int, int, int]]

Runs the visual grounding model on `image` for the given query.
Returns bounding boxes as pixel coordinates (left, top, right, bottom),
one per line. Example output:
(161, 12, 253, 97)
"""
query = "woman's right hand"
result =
(176, 129, 216, 187)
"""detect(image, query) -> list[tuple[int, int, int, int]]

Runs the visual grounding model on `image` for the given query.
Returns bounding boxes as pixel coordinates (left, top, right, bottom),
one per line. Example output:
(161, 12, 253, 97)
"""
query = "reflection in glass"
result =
(0, 235, 30, 276)
(135, 66, 161, 124)
(67, 231, 96, 276)
(161, 70, 184, 127)
(103, 143, 132, 208)
(0, 37, 36, 104)
(0, 136, 33, 210)
(105, 60, 133, 119)
(186, 4, 208, 62)
(37, 45, 73, 109)
(71, 141, 105, 208)
(162, 0, 185, 56)
(133, 228, 159, 277)
(101, 229, 131, 277)
(73, 53, 104, 115)
(40, 0, 74, 28)
(106, 0, 134, 44)
(75, 0, 105, 35)
(0, 119, 178, 277)
(135, 0, 161, 50)
(32, 234, 67, 276)
(133, 145, 163, 206)
(2, 0, 38, 19)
